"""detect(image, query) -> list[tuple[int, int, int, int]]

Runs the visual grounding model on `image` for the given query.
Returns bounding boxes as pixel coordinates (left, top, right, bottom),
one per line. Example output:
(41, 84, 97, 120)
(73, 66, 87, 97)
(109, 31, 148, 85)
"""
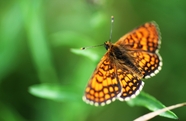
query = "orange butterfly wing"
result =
(115, 22, 162, 78)
(128, 51, 162, 78)
(115, 67, 144, 101)
(116, 22, 160, 53)
(83, 52, 121, 106)
(83, 52, 145, 106)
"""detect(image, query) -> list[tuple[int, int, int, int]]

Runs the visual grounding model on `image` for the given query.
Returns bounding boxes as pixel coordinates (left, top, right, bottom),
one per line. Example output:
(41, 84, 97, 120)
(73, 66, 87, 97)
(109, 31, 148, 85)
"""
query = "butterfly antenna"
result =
(81, 16, 114, 50)
(81, 44, 104, 50)
(109, 16, 114, 42)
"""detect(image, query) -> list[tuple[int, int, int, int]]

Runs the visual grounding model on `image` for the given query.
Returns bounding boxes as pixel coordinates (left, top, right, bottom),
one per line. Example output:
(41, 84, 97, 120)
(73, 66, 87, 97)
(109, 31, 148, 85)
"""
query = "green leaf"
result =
(134, 102, 186, 121)
(127, 91, 178, 119)
(29, 83, 81, 102)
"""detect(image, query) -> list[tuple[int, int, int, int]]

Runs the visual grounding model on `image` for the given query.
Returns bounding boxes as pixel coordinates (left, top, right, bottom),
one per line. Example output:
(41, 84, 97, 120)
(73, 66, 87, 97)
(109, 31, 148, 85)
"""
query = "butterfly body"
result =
(83, 22, 162, 106)
(105, 41, 143, 79)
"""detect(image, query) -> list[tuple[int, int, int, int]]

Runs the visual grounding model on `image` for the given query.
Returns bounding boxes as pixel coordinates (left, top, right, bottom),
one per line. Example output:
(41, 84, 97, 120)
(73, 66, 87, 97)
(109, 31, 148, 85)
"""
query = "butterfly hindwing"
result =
(129, 51, 162, 78)
(115, 67, 144, 101)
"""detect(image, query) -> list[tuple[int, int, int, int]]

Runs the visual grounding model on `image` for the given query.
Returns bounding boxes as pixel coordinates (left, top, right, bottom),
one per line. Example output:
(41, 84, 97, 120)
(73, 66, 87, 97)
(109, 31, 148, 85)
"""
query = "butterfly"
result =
(82, 21, 162, 106)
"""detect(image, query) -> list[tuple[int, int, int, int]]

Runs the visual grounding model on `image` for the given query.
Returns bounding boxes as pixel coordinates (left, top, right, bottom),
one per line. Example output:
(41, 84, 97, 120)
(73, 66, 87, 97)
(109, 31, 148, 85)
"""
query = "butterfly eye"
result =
(104, 41, 112, 50)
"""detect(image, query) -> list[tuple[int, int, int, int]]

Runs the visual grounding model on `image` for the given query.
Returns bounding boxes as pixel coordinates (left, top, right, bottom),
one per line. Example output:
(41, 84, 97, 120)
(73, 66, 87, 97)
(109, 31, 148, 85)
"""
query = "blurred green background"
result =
(0, 0, 186, 121)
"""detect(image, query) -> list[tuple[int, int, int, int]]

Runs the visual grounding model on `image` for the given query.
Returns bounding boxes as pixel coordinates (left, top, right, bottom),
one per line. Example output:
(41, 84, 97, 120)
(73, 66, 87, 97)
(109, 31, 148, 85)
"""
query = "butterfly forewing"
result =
(83, 53, 121, 106)
(116, 22, 160, 53)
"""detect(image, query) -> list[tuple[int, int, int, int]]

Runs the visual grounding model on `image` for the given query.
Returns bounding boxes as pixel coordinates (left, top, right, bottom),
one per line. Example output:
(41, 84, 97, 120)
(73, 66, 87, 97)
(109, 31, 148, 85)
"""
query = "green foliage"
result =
(128, 92, 177, 119)
(29, 83, 81, 102)
(1, 0, 186, 121)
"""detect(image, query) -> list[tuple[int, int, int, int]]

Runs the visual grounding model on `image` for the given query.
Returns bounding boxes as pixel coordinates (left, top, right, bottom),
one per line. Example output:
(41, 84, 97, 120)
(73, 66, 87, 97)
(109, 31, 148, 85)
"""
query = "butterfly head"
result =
(104, 41, 113, 50)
